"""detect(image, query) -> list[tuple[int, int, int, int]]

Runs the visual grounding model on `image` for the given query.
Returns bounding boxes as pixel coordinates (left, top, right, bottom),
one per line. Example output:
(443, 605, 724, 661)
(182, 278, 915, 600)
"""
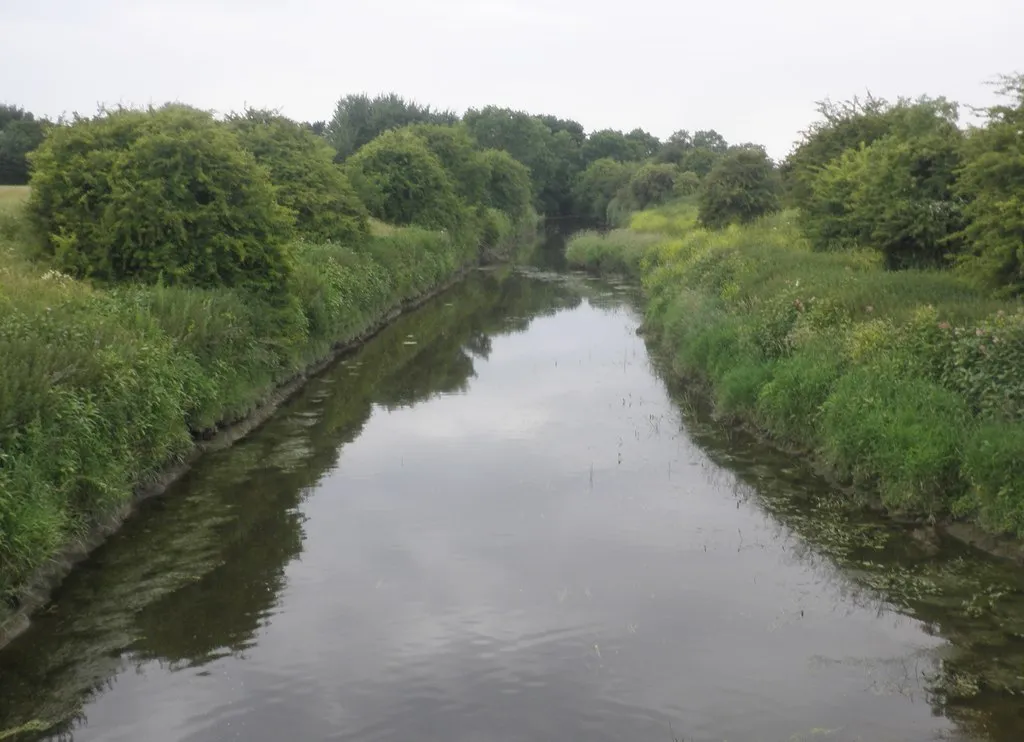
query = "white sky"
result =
(3, 0, 1021, 158)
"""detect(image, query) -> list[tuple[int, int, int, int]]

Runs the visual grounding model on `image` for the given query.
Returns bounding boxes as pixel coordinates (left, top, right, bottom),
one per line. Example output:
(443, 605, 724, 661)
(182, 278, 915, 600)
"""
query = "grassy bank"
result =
(0, 185, 535, 611)
(567, 202, 1024, 537)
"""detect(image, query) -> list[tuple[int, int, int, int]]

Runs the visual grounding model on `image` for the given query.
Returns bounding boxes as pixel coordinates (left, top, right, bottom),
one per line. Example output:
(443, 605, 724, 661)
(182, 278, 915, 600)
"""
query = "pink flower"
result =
(938, 322, 951, 330)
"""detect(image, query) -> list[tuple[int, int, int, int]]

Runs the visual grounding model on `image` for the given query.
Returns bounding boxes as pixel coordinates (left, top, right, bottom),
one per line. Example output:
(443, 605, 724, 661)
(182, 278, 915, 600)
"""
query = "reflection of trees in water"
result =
(651, 367, 1024, 742)
(0, 270, 601, 741)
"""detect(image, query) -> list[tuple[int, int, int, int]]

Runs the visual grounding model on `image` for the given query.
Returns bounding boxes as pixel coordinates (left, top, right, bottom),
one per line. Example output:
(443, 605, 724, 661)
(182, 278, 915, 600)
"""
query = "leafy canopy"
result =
(698, 146, 781, 229)
(28, 105, 294, 292)
(227, 108, 369, 245)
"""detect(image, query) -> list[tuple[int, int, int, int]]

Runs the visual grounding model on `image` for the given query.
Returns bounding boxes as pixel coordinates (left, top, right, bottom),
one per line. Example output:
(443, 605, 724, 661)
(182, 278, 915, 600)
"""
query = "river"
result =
(1, 252, 1023, 741)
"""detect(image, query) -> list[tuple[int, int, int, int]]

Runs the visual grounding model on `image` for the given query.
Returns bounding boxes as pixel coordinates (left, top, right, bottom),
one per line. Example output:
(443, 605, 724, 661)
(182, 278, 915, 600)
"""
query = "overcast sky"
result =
(3, 0, 1020, 158)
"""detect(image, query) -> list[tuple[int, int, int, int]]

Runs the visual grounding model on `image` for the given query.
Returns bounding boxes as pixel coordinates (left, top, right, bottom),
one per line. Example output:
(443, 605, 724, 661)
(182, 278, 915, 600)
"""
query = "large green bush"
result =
(477, 148, 533, 221)
(346, 129, 467, 232)
(800, 104, 964, 268)
(28, 105, 294, 292)
(406, 123, 489, 205)
(572, 158, 637, 222)
(698, 147, 781, 229)
(227, 108, 369, 245)
(955, 76, 1024, 295)
(627, 163, 679, 210)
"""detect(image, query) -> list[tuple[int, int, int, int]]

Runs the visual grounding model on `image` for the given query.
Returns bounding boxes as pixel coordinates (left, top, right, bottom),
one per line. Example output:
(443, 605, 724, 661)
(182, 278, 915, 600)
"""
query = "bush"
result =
(800, 109, 964, 269)
(627, 163, 679, 210)
(28, 105, 294, 292)
(698, 147, 780, 229)
(572, 158, 637, 222)
(227, 108, 369, 245)
(955, 75, 1024, 295)
(477, 148, 534, 221)
(346, 129, 467, 232)
(407, 123, 489, 205)
(673, 171, 701, 197)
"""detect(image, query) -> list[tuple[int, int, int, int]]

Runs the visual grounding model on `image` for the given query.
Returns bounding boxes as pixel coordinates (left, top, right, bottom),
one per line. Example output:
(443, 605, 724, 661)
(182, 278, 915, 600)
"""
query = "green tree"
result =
(626, 128, 662, 159)
(407, 123, 489, 205)
(477, 148, 533, 220)
(956, 75, 1024, 294)
(572, 158, 638, 221)
(698, 147, 781, 229)
(800, 100, 964, 268)
(581, 129, 645, 165)
(628, 163, 679, 209)
(327, 93, 456, 160)
(227, 108, 369, 245)
(346, 128, 466, 231)
(28, 105, 293, 291)
(0, 104, 48, 185)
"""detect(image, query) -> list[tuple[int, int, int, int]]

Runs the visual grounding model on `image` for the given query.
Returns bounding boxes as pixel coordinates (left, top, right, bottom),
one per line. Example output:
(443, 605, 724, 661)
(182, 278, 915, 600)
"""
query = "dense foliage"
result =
(697, 146, 781, 229)
(0, 105, 48, 185)
(955, 76, 1024, 295)
(226, 108, 370, 245)
(327, 93, 457, 160)
(346, 129, 467, 232)
(28, 105, 294, 292)
(796, 99, 964, 268)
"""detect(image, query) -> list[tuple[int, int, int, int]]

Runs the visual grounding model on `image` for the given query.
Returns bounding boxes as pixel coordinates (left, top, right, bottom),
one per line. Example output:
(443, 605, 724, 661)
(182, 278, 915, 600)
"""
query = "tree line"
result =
(8, 74, 1024, 295)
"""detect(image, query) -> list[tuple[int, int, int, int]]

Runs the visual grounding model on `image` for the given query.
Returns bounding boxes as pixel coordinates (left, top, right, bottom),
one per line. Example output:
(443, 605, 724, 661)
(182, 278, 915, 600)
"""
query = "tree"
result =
(955, 75, 1024, 294)
(0, 104, 47, 185)
(698, 147, 781, 229)
(327, 93, 456, 160)
(627, 163, 679, 209)
(28, 105, 293, 291)
(227, 108, 369, 245)
(463, 106, 565, 214)
(782, 95, 955, 206)
(626, 128, 662, 159)
(477, 148, 533, 220)
(346, 128, 466, 231)
(407, 123, 489, 205)
(581, 129, 645, 165)
(572, 158, 638, 221)
(692, 129, 728, 153)
(799, 99, 964, 268)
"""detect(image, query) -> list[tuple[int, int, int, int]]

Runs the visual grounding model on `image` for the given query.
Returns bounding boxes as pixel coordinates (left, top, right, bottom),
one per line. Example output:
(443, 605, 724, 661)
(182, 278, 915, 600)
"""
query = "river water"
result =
(2, 260, 1024, 742)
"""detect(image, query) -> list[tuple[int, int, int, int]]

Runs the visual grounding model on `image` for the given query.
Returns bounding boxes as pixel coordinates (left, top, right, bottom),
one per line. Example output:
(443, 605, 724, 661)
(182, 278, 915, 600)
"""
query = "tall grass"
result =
(569, 200, 1024, 537)
(0, 198, 530, 607)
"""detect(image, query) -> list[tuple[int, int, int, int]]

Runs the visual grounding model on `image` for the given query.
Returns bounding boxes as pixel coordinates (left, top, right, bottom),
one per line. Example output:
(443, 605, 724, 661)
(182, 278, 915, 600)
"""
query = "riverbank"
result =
(0, 186, 538, 646)
(566, 201, 1024, 544)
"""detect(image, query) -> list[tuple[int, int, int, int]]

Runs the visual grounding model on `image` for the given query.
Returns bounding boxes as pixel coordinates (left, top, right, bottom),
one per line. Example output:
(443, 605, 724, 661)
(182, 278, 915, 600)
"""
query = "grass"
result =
(568, 200, 1024, 537)
(0, 196, 537, 608)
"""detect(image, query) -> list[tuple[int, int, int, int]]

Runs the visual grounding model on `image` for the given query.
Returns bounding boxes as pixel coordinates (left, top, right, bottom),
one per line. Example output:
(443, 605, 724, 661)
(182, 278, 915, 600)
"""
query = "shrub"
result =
(27, 105, 294, 292)
(955, 75, 1024, 295)
(698, 147, 780, 229)
(346, 129, 467, 232)
(407, 123, 489, 205)
(627, 163, 679, 210)
(800, 111, 964, 268)
(572, 158, 637, 222)
(477, 148, 534, 221)
(227, 108, 369, 245)
(673, 171, 701, 197)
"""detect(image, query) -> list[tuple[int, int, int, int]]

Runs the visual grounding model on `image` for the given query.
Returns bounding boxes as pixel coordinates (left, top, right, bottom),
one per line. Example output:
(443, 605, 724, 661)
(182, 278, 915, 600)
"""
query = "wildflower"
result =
(938, 322, 951, 330)
(866, 305, 874, 313)
(976, 328, 985, 336)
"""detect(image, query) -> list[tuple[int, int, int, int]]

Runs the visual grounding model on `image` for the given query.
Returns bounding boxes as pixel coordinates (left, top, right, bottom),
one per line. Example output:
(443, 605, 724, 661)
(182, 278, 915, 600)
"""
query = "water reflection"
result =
(0, 268, 1021, 742)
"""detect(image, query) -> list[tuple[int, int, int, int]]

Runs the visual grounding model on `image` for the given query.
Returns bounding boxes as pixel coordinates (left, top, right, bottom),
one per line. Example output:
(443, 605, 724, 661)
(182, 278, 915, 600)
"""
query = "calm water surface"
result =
(2, 265, 1024, 742)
